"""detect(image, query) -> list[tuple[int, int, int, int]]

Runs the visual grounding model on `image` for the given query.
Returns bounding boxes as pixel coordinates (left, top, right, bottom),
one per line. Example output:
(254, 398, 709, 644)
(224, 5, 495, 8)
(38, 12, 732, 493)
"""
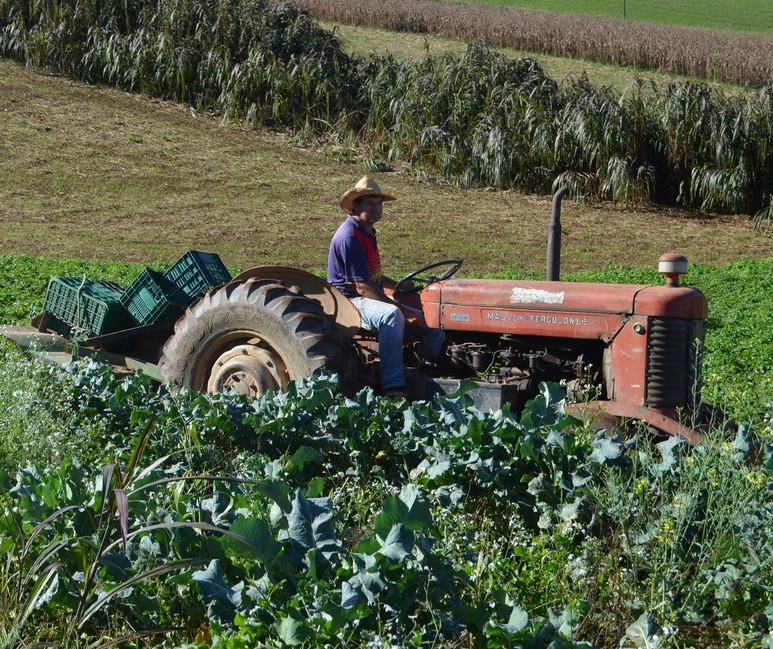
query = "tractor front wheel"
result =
(158, 279, 353, 396)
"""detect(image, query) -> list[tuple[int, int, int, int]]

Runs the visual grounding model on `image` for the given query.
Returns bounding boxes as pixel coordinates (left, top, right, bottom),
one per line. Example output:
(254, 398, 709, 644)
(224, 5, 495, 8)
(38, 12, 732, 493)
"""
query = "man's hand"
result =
(354, 280, 426, 326)
(401, 308, 426, 327)
(354, 280, 389, 302)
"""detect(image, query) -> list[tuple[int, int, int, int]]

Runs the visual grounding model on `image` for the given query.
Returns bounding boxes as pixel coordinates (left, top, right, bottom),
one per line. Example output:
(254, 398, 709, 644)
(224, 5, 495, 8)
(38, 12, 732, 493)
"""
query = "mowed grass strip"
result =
(443, 0, 773, 34)
(0, 59, 765, 278)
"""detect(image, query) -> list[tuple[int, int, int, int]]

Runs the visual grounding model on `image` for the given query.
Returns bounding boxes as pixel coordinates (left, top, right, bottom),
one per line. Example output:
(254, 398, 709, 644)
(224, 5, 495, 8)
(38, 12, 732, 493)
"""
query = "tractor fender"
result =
(230, 266, 361, 338)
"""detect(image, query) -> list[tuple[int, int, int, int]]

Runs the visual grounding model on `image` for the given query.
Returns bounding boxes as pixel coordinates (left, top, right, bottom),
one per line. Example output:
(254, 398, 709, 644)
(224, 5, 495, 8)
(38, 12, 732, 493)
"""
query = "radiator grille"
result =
(646, 318, 703, 409)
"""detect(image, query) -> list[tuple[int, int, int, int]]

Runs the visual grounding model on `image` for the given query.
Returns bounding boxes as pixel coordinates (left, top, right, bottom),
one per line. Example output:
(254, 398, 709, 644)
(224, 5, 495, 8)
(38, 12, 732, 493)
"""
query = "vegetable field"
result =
(0, 335, 771, 648)
(0, 254, 772, 647)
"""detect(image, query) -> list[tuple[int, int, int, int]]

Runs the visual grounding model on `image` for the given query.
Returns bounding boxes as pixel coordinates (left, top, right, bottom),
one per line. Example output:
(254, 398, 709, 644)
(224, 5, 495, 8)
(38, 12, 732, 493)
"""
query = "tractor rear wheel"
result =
(158, 279, 354, 396)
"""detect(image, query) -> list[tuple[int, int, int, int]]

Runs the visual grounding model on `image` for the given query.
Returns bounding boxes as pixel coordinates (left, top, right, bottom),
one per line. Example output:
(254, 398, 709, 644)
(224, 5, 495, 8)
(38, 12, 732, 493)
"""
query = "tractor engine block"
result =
(444, 336, 604, 403)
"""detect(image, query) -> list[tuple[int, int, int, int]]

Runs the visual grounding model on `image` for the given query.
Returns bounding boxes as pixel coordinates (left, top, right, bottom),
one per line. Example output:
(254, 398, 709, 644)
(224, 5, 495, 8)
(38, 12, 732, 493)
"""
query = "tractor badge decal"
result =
(509, 288, 565, 305)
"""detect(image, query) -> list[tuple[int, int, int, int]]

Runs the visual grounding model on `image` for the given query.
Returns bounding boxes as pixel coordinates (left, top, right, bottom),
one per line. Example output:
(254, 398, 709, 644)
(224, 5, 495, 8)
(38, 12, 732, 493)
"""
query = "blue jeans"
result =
(351, 297, 445, 391)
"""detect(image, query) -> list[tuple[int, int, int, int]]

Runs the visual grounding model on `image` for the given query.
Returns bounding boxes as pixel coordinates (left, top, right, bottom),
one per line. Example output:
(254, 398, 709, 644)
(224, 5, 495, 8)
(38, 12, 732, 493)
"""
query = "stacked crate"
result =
(43, 277, 130, 337)
(44, 251, 232, 335)
(164, 251, 232, 306)
(119, 268, 184, 326)
(120, 251, 231, 326)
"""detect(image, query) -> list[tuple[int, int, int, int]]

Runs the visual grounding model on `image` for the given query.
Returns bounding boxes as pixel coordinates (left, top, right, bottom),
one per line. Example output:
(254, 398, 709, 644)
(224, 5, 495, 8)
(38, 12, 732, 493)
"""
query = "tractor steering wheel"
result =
(394, 259, 463, 294)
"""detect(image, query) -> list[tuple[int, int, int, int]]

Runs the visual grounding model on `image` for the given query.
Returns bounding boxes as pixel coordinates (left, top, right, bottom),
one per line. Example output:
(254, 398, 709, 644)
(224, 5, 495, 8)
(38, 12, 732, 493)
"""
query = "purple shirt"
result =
(327, 215, 383, 298)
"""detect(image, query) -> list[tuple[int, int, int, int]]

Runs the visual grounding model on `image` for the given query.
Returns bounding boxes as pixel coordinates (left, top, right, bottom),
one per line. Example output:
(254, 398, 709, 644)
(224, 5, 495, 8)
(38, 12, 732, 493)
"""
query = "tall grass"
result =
(1, 0, 773, 221)
(0, 0, 360, 128)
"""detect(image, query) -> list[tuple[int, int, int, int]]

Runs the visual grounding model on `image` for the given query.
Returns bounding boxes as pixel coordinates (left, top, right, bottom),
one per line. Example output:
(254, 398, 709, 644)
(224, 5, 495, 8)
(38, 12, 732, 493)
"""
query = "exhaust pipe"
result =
(547, 187, 568, 281)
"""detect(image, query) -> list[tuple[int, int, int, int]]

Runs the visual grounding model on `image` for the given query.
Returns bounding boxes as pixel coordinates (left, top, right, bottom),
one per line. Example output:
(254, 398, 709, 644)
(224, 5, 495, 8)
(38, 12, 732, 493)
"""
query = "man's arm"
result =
(353, 279, 390, 302)
(353, 280, 426, 326)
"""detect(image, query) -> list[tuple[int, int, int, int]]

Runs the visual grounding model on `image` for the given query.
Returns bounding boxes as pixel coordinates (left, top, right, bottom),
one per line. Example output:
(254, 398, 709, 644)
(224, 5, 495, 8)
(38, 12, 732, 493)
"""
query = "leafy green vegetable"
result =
(0, 253, 771, 647)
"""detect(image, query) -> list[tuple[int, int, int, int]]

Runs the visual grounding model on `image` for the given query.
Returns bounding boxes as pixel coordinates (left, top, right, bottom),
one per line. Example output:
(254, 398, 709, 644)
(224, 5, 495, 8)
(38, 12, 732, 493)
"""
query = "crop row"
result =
(1, 0, 772, 221)
(288, 0, 773, 88)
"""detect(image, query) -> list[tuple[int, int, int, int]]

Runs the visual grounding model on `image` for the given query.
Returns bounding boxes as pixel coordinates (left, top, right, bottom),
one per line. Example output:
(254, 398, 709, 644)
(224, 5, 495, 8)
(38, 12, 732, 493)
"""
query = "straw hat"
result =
(339, 176, 396, 213)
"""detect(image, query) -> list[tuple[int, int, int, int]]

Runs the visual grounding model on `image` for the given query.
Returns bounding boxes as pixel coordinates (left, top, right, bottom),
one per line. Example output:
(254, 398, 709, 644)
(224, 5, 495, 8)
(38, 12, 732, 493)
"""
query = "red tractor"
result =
(3, 191, 713, 443)
(156, 191, 710, 444)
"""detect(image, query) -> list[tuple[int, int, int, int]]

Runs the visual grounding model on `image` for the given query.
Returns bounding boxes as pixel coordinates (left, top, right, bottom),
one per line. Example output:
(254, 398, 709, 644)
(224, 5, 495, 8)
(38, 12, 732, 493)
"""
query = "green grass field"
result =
(2, 59, 765, 279)
(446, 0, 773, 33)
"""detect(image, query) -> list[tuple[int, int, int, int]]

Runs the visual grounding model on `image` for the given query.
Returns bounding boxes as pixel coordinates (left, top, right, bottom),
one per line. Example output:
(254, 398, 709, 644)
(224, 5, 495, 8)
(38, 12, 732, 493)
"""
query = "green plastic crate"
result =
(120, 268, 184, 326)
(164, 250, 231, 305)
(43, 277, 130, 337)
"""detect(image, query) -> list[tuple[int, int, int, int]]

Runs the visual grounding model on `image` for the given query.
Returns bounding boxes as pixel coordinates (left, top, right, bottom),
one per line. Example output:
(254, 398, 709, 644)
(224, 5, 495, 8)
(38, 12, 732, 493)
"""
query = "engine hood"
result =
(422, 279, 707, 319)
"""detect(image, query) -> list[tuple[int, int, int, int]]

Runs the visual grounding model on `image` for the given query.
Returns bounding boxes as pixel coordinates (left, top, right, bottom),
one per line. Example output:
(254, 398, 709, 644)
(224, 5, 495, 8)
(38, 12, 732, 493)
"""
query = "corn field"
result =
(1, 0, 772, 223)
(290, 0, 773, 88)
(0, 0, 360, 128)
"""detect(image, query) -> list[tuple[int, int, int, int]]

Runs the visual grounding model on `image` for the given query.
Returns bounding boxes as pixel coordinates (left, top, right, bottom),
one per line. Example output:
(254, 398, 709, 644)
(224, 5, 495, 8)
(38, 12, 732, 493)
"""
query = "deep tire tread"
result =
(159, 279, 354, 392)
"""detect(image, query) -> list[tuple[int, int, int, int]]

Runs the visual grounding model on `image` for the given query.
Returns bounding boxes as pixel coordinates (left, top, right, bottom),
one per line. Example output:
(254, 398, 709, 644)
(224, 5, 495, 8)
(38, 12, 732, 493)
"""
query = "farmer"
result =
(327, 176, 444, 398)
